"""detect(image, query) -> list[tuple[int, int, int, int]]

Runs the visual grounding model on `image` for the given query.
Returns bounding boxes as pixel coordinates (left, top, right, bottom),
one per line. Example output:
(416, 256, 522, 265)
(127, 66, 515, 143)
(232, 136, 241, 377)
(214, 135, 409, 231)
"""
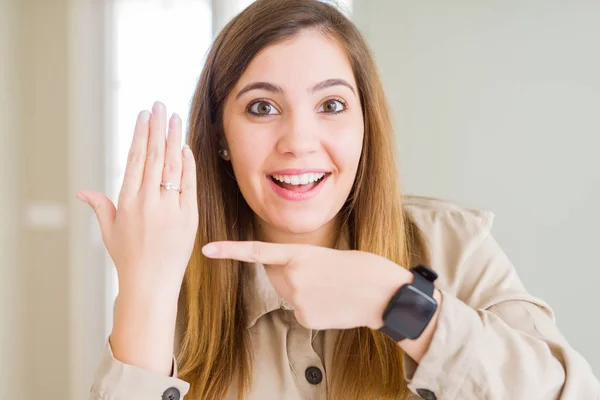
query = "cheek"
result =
(226, 119, 273, 181)
(328, 121, 364, 174)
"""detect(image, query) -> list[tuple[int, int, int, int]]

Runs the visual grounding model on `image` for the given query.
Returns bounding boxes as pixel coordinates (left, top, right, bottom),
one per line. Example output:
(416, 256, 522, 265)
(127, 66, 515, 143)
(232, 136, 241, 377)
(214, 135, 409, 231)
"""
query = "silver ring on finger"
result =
(160, 181, 182, 193)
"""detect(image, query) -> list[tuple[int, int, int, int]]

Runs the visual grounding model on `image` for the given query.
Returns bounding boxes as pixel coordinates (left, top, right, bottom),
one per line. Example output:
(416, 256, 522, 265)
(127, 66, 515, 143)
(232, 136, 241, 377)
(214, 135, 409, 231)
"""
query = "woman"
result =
(81, 0, 599, 399)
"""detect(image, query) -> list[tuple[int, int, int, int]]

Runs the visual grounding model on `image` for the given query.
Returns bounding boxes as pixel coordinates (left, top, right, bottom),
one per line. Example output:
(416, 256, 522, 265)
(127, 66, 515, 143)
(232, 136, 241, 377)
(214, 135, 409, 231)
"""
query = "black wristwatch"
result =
(378, 265, 438, 342)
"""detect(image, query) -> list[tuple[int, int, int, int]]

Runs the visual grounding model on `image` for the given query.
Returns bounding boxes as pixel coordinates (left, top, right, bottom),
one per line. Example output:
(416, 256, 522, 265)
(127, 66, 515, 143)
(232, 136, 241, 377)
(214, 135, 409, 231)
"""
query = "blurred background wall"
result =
(0, 0, 597, 399)
(353, 0, 600, 377)
(1, 0, 22, 397)
(1, 0, 72, 398)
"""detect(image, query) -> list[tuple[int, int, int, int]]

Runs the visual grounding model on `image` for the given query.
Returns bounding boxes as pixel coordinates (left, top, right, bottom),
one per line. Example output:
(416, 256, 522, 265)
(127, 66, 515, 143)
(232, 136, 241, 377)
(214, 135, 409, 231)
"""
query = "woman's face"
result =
(222, 29, 364, 242)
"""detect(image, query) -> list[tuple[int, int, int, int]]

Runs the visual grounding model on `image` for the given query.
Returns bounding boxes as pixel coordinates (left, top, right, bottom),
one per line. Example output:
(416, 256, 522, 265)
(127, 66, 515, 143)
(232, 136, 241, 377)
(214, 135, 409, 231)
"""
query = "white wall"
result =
(355, 0, 600, 374)
(67, 0, 113, 398)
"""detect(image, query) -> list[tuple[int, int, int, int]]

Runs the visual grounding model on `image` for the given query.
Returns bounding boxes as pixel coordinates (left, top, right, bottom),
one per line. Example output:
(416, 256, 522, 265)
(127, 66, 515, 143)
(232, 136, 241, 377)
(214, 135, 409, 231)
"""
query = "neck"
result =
(253, 216, 341, 249)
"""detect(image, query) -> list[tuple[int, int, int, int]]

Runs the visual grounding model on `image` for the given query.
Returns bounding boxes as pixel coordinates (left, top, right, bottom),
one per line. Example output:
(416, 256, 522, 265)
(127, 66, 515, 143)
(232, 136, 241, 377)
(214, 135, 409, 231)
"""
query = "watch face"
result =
(383, 285, 437, 339)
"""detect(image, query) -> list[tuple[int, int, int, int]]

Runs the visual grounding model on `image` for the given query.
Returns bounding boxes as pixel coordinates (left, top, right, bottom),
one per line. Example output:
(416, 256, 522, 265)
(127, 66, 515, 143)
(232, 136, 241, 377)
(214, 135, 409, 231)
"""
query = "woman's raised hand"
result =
(76, 102, 199, 296)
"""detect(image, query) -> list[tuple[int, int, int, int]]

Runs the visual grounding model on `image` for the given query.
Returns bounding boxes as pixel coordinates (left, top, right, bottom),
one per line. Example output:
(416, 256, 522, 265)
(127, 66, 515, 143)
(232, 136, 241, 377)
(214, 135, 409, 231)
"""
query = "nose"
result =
(275, 111, 320, 157)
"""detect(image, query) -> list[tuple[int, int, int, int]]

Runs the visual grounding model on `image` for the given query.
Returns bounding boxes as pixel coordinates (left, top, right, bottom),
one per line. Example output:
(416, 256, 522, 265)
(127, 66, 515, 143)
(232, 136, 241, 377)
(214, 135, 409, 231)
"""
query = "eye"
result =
(248, 101, 279, 116)
(318, 98, 347, 114)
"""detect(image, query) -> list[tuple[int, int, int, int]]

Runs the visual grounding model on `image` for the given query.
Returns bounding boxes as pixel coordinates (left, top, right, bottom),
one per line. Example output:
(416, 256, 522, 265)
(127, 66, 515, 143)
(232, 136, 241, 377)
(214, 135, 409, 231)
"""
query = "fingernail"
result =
(75, 192, 88, 203)
(183, 144, 192, 158)
(169, 113, 180, 129)
(202, 243, 217, 256)
(138, 110, 150, 123)
(152, 101, 164, 115)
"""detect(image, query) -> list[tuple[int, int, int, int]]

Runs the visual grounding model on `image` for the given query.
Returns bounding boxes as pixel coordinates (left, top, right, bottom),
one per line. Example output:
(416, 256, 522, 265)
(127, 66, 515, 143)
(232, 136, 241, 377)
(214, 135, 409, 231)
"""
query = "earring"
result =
(218, 149, 230, 160)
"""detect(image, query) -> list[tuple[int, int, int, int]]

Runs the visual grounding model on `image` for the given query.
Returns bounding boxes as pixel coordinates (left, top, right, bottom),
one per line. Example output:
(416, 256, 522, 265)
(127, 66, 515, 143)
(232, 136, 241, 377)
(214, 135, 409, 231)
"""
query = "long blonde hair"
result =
(178, 0, 418, 398)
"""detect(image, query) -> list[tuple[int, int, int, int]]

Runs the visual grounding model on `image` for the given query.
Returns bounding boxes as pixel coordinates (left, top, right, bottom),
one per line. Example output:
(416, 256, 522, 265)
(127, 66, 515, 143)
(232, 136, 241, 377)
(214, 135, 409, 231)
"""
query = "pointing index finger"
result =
(202, 241, 299, 265)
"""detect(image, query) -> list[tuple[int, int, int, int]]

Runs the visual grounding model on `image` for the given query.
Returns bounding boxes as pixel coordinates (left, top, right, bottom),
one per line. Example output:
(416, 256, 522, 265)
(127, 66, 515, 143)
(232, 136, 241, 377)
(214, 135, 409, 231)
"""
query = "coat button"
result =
(416, 388, 437, 400)
(305, 366, 323, 385)
(162, 387, 181, 400)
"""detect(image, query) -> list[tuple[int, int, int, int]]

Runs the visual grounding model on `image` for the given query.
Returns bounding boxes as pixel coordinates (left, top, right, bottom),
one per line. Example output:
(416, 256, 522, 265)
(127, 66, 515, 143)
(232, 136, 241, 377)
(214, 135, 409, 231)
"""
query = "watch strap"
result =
(411, 265, 435, 297)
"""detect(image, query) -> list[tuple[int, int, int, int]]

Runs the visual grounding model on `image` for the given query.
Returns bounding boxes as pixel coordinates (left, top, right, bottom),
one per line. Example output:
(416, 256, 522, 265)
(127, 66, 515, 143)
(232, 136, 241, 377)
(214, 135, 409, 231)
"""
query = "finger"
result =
(76, 191, 116, 237)
(202, 241, 298, 265)
(119, 110, 150, 203)
(142, 101, 167, 194)
(161, 113, 183, 198)
(180, 144, 198, 210)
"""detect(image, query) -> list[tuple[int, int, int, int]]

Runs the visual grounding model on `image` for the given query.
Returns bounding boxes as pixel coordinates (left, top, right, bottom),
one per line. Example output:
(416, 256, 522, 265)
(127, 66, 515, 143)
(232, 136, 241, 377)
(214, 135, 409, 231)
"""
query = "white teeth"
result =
(272, 172, 326, 185)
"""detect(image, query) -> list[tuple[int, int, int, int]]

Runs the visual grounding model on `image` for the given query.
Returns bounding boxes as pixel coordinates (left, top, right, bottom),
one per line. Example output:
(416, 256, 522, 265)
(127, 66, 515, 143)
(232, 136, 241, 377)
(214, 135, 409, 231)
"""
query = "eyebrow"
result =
(235, 78, 356, 99)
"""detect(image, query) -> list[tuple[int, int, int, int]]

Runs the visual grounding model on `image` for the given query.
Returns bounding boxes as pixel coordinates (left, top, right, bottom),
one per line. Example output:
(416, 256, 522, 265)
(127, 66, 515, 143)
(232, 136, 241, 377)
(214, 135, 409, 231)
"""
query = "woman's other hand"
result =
(76, 101, 199, 295)
(76, 102, 199, 375)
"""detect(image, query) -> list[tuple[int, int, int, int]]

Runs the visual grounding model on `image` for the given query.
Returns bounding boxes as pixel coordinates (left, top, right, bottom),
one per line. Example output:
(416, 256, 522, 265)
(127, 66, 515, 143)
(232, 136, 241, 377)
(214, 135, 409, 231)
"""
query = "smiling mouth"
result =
(269, 172, 330, 193)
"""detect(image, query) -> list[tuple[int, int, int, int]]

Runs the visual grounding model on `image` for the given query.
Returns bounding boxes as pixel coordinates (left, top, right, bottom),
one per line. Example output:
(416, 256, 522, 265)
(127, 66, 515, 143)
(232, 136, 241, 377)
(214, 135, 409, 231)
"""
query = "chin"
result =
(269, 212, 334, 235)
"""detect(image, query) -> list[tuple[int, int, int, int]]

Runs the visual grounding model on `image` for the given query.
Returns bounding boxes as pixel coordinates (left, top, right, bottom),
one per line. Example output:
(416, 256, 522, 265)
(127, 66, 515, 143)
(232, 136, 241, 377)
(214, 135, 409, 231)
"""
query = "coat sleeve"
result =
(403, 230, 600, 400)
(89, 338, 190, 400)
(89, 297, 190, 399)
